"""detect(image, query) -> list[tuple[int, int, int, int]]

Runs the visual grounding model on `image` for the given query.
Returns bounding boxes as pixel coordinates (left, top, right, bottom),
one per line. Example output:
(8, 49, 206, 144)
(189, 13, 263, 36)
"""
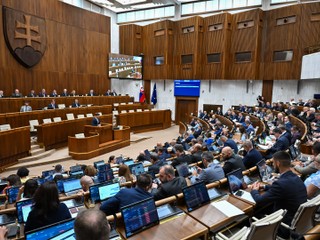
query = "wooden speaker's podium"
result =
(68, 123, 130, 160)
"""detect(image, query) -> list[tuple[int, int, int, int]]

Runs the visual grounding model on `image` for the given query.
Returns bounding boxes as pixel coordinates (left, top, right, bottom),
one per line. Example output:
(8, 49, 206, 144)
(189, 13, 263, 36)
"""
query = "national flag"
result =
(139, 87, 146, 103)
(151, 83, 157, 105)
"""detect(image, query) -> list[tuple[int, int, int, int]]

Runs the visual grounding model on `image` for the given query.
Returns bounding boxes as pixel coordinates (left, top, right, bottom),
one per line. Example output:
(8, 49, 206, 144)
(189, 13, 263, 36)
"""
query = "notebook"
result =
(121, 198, 159, 238)
(16, 198, 33, 223)
(182, 181, 210, 212)
(63, 179, 81, 196)
(227, 168, 256, 204)
(129, 163, 145, 176)
(89, 182, 120, 203)
(7, 186, 20, 204)
(25, 218, 75, 240)
(256, 160, 274, 183)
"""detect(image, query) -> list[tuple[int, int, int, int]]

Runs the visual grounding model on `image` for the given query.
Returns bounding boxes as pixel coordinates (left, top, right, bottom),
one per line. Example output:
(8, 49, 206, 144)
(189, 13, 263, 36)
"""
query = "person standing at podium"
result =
(92, 113, 101, 127)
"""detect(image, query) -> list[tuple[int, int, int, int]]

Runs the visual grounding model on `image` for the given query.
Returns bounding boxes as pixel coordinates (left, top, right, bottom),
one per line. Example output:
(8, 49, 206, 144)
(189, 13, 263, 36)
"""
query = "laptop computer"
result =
(129, 163, 145, 176)
(156, 204, 183, 220)
(97, 169, 114, 183)
(116, 156, 124, 164)
(0, 214, 16, 226)
(123, 159, 135, 166)
(25, 218, 75, 240)
(256, 159, 274, 183)
(176, 163, 195, 178)
(42, 170, 55, 178)
(16, 198, 33, 223)
(121, 198, 159, 238)
(97, 163, 111, 172)
(89, 182, 120, 203)
(227, 168, 256, 204)
(94, 160, 105, 169)
(7, 186, 20, 204)
(182, 181, 211, 212)
(63, 179, 81, 196)
(207, 188, 224, 201)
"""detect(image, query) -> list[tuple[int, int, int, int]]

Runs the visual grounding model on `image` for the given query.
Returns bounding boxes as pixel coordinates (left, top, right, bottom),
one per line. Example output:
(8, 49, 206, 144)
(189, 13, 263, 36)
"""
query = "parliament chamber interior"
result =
(0, 0, 320, 239)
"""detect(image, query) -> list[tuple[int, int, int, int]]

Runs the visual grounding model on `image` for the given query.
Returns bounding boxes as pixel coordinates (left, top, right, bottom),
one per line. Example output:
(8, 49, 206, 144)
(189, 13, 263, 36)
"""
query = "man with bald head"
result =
(80, 175, 94, 192)
(221, 146, 246, 175)
(74, 209, 109, 240)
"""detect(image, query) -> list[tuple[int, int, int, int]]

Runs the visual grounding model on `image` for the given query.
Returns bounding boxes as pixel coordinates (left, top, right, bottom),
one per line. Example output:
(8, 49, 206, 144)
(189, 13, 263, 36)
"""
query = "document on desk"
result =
(211, 200, 244, 218)
(257, 144, 269, 150)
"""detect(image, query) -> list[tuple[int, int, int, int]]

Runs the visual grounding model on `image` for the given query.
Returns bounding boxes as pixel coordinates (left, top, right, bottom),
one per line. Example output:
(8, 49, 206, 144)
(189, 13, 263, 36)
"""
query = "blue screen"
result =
(183, 181, 210, 212)
(174, 80, 201, 97)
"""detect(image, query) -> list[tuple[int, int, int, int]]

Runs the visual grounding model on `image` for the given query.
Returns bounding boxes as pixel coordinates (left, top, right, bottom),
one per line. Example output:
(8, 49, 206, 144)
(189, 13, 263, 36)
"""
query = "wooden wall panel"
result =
(229, 9, 263, 80)
(0, 0, 110, 97)
(119, 24, 143, 56)
(202, 13, 231, 79)
(143, 20, 174, 79)
(300, 2, 320, 55)
(263, 5, 301, 80)
(173, 16, 203, 79)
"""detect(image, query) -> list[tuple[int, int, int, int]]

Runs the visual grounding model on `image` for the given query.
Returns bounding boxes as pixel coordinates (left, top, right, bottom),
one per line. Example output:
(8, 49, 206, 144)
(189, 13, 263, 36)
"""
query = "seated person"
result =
(74, 209, 109, 240)
(61, 89, 68, 97)
(17, 167, 30, 184)
(78, 175, 95, 208)
(20, 101, 32, 112)
(191, 151, 225, 184)
(171, 144, 193, 168)
(47, 99, 58, 109)
(220, 135, 238, 154)
(24, 181, 72, 233)
(16, 179, 39, 202)
(2, 174, 21, 195)
(265, 128, 290, 159)
(221, 147, 246, 175)
(88, 89, 95, 96)
(148, 153, 164, 175)
(72, 99, 81, 108)
(91, 113, 101, 126)
(28, 90, 36, 97)
(12, 89, 22, 97)
(108, 155, 117, 167)
(50, 89, 58, 97)
(0, 90, 4, 98)
(52, 164, 68, 181)
(70, 90, 76, 96)
(249, 151, 307, 239)
(39, 88, 47, 97)
(242, 140, 263, 169)
(152, 165, 187, 201)
(304, 154, 320, 198)
(100, 173, 153, 216)
(118, 164, 136, 184)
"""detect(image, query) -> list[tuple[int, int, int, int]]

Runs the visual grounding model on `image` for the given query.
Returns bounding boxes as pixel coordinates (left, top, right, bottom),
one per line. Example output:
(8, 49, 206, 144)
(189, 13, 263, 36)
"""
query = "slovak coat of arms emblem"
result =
(3, 7, 46, 68)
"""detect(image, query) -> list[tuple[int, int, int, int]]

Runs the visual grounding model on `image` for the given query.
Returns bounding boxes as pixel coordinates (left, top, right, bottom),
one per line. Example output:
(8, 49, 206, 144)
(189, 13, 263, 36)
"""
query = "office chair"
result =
(216, 209, 286, 240)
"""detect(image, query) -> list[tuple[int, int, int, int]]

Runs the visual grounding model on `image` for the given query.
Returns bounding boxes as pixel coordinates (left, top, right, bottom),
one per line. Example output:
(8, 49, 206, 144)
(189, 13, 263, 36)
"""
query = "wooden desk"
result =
(0, 126, 30, 170)
(180, 195, 253, 233)
(215, 115, 235, 132)
(116, 103, 152, 112)
(36, 114, 112, 150)
(84, 124, 113, 144)
(117, 213, 208, 240)
(116, 110, 171, 133)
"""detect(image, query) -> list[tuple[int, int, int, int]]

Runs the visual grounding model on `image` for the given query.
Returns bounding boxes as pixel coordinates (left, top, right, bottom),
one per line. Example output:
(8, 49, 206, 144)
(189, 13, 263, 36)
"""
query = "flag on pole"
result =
(151, 83, 157, 105)
(139, 87, 146, 103)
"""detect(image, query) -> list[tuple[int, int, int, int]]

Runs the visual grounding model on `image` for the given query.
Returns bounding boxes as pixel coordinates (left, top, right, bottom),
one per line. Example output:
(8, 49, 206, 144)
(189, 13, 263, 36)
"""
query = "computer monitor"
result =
(123, 159, 135, 166)
(6, 186, 20, 204)
(89, 182, 120, 203)
(69, 170, 84, 178)
(121, 198, 159, 238)
(62, 179, 81, 193)
(56, 179, 66, 193)
(16, 198, 33, 223)
(116, 156, 124, 164)
(94, 160, 105, 169)
(129, 163, 145, 176)
(97, 169, 114, 183)
(41, 170, 55, 178)
(70, 165, 82, 173)
(25, 218, 75, 240)
(182, 181, 210, 212)
(97, 163, 111, 172)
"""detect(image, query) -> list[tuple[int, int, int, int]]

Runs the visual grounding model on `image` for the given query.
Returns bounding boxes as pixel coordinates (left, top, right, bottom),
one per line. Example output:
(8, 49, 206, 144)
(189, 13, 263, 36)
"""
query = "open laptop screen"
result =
(129, 163, 145, 176)
(94, 160, 105, 169)
(256, 160, 273, 182)
(63, 179, 81, 193)
(25, 218, 75, 240)
(16, 198, 33, 223)
(41, 170, 55, 178)
(7, 186, 20, 204)
(182, 181, 210, 212)
(226, 168, 247, 195)
(121, 198, 159, 238)
(97, 169, 114, 183)
(123, 159, 135, 166)
(89, 182, 120, 203)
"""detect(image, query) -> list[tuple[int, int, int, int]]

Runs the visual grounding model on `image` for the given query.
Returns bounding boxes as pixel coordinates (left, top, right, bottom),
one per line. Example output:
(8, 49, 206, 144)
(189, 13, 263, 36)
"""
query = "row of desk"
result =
(0, 96, 133, 113)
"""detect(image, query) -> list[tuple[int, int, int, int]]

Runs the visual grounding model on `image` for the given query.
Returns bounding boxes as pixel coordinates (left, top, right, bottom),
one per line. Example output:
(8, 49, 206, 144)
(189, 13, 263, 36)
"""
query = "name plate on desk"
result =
(211, 200, 244, 218)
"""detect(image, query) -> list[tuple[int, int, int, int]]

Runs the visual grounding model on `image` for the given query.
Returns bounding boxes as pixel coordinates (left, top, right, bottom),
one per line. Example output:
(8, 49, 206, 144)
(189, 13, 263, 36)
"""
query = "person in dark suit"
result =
(105, 89, 112, 96)
(12, 89, 22, 97)
(72, 99, 81, 108)
(242, 140, 263, 169)
(88, 89, 95, 96)
(266, 128, 290, 159)
(47, 99, 58, 109)
(111, 89, 117, 96)
(222, 146, 246, 175)
(91, 113, 101, 126)
(50, 89, 58, 97)
(28, 90, 36, 97)
(152, 165, 187, 200)
(171, 144, 193, 168)
(148, 154, 164, 175)
(249, 151, 307, 238)
(39, 88, 47, 97)
(61, 89, 68, 97)
(99, 173, 153, 216)
(220, 135, 238, 154)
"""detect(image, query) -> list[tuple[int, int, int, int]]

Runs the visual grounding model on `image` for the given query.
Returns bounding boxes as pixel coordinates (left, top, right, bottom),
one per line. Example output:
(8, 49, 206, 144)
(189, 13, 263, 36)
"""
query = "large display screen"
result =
(174, 80, 201, 97)
(109, 53, 143, 79)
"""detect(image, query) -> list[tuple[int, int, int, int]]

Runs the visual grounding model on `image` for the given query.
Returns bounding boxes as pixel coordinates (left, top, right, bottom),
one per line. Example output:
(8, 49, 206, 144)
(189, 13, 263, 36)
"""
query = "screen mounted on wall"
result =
(174, 80, 201, 97)
(109, 53, 143, 79)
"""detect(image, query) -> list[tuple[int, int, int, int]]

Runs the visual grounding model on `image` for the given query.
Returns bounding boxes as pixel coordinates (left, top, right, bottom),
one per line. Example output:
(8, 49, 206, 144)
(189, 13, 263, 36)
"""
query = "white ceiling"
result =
(90, 0, 195, 12)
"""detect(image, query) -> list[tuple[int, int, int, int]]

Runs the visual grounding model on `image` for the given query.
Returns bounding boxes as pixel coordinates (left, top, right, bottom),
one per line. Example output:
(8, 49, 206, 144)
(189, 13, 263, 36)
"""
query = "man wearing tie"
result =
(72, 99, 80, 108)
(20, 101, 32, 112)
(92, 113, 101, 126)
(48, 99, 58, 109)
(88, 89, 95, 96)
